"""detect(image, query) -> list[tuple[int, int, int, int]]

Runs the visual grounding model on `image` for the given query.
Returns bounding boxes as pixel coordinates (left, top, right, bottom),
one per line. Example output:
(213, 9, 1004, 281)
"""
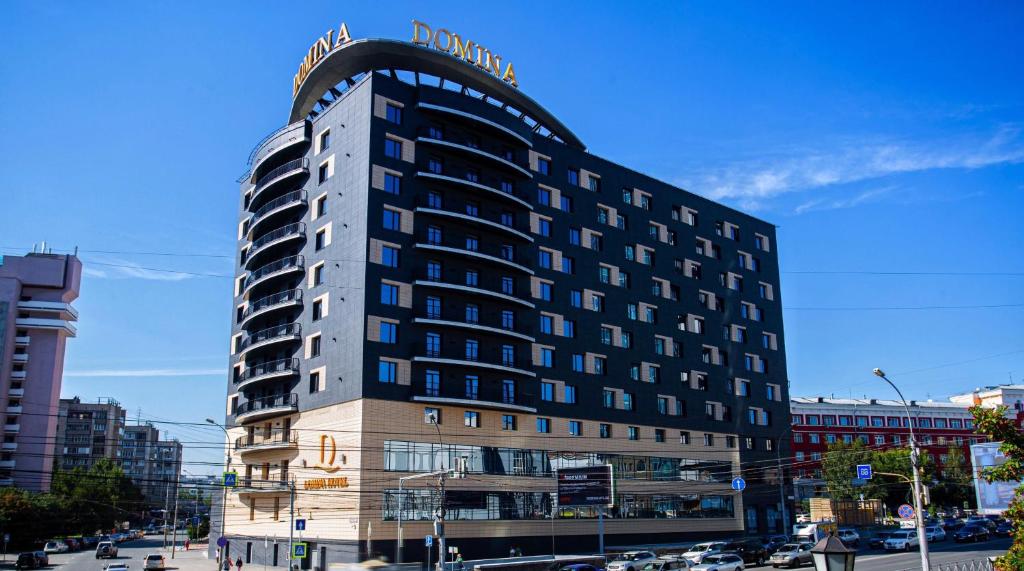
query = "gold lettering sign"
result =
(293, 22, 352, 97)
(411, 19, 518, 88)
(313, 434, 340, 473)
(303, 477, 349, 490)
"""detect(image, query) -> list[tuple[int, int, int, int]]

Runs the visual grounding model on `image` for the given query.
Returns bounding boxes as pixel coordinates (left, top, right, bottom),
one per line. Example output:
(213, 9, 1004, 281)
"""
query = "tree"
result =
(970, 405, 1024, 571)
(930, 447, 973, 509)
(821, 441, 874, 500)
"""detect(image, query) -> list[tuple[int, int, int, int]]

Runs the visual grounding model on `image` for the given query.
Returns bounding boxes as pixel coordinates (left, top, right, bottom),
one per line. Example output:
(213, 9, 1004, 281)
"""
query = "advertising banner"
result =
(970, 442, 1019, 515)
(556, 465, 614, 507)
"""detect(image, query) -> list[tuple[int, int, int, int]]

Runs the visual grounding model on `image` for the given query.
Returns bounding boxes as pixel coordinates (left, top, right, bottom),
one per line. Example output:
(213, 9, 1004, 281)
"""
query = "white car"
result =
(682, 542, 727, 564)
(641, 557, 693, 571)
(769, 543, 813, 568)
(925, 526, 946, 542)
(43, 542, 64, 554)
(692, 554, 745, 571)
(144, 554, 166, 570)
(884, 530, 920, 551)
(105, 564, 130, 571)
(836, 529, 860, 547)
(607, 551, 659, 571)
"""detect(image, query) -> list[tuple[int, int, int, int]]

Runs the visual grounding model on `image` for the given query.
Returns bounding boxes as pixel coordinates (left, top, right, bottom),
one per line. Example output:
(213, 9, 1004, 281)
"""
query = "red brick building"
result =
(789, 397, 984, 500)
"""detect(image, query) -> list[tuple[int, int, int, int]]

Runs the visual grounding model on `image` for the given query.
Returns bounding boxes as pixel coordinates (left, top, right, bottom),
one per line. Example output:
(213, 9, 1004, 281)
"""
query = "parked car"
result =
(795, 514, 811, 524)
(607, 551, 659, 571)
(96, 541, 118, 559)
(33, 551, 49, 567)
(954, 525, 990, 543)
(104, 564, 130, 571)
(691, 554, 745, 571)
(62, 538, 80, 552)
(682, 542, 727, 565)
(836, 529, 860, 548)
(42, 542, 63, 554)
(641, 556, 693, 571)
(868, 531, 894, 549)
(81, 536, 99, 548)
(995, 521, 1014, 537)
(722, 539, 768, 566)
(144, 554, 166, 570)
(16, 552, 39, 569)
(884, 530, 920, 551)
(762, 536, 789, 554)
(769, 543, 813, 568)
(559, 566, 601, 571)
(925, 526, 946, 542)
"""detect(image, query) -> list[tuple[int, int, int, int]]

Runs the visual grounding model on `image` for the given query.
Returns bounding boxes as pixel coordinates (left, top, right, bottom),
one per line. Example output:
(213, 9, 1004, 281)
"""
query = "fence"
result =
(897, 559, 995, 571)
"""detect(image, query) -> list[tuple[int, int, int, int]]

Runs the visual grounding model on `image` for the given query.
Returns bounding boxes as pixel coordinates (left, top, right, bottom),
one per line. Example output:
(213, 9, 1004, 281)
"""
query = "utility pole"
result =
(162, 476, 172, 549)
(437, 470, 446, 571)
(171, 462, 182, 558)
(206, 419, 231, 563)
(288, 481, 295, 571)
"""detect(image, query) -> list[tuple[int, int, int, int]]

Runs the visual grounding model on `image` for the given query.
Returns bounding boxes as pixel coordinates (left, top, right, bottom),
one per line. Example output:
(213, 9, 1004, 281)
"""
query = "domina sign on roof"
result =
(291, 19, 519, 98)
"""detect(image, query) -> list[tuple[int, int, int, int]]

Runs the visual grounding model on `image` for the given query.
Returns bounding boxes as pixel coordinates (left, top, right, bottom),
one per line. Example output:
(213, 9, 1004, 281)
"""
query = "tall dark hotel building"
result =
(221, 27, 790, 564)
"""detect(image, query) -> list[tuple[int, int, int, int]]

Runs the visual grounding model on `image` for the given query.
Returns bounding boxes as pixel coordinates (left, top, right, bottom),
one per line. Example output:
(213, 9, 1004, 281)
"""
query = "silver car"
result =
(769, 543, 813, 568)
(607, 551, 659, 571)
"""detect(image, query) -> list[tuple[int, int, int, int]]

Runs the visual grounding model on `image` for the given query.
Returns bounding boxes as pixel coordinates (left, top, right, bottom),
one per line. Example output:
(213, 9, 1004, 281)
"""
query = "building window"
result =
(381, 283, 398, 306)
(568, 227, 581, 245)
(570, 290, 582, 307)
(502, 415, 517, 431)
(563, 320, 575, 338)
(381, 245, 399, 268)
(382, 172, 401, 195)
(537, 187, 551, 206)
(567, 168, 580, 187)
(538, 282, 552, 301)
(465, 304, 479, 324)
(464, 411, 480, 428)
(428, 156, 443, 174)
(540, 382, 554, 402)
(318, 162, 330, 184)
(561, 195, 574, 212)
(319, 130, 331, 152)
(501, 310, 515, 330)
(385, 103, 402, 124)
(603, 390, 615, 408)
(384, 138, 402, 159)
(539, 348, 554, 367)
(502, 379, 516, 404)
(383, 209, 401, 231)
(569, 421, 582, 436)
(600, 424, 611, 439)
(310, 334, 322, 357)
(537, 157, 550, 175)
(501, 277, 515, 295)
(680, 431, 691, 445)
(312, 299, 324, 320)
(378, 360, 397, 384)
(465, 340, 479, 361)
(571, 353, 584, 372)
(464, 376, 479, 400)
(564, 385, 577, 404)
(622, 392, 634, 411)
(424, 407, 440, 424)
(536, 418, 550, 433)
(425, 370, 440, 397)
(628, 426, 639, 441)
(501, 179, 514, 194)
(703, 434, 714, 447)
(425, 296, 441, 319)
(315, 195, 327, 217)
(315, 229, 327, 251)
(426, 260, 442, 282)
(538, 218, 551, 237)
(313, 264, 324, 286)
(465, 235, 479, 251)
(308, 371, 321, 394)
(378, 322, 397, 344)
(538, 250, 552, 269)
(425, 332, 441, 357)
(539, 315, 553, 334)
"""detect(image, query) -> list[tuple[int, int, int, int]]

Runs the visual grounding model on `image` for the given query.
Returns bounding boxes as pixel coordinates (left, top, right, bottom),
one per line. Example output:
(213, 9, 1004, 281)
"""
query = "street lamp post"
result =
(872, 368, 930, 571)
(206, 418, 231, 563)
(776, 424, 794, 536)
(396, 414, 446, 566)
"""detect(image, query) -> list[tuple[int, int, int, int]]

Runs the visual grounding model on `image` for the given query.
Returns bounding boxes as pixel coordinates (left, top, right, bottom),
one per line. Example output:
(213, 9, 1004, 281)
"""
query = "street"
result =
(9, 539, 213, 571)
(832, 537, 1010, 571)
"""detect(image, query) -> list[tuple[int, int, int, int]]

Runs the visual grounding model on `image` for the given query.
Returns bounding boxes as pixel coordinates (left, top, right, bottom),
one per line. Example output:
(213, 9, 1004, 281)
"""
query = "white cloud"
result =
(64, 368, 224, 377)
(793, 185, 896, 215)
(683, 125, 1024, 208)
(82, 267, 108, 278)
(84, 259, 195, 281)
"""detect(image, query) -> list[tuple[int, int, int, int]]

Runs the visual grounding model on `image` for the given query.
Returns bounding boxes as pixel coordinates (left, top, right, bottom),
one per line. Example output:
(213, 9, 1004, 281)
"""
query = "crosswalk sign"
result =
(292, 543, 308, 559)
(223, 471, 237, 487)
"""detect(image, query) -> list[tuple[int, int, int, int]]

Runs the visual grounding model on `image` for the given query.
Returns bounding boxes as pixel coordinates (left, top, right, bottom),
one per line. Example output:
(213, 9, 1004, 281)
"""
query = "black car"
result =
(762, 535, 789, 553)
(995, 522, 1014, 537)
(722, 539, 769, 566)
(954, 525, 990, 543)
(16, 553, 39, 570)
(869, 531, 894, 549)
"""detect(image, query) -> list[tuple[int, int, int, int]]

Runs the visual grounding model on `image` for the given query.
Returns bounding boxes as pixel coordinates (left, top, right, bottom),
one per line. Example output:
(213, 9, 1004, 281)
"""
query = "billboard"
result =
(556, 465, 614, 507)
(970, 442, 1020, 515)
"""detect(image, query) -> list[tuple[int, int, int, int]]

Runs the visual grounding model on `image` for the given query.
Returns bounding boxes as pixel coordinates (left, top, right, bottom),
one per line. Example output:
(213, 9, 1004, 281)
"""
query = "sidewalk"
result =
(158, 542, 214, 571)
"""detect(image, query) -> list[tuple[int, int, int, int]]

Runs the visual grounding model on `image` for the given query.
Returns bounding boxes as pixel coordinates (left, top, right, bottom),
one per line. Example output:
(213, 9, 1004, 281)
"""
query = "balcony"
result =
(1, 442, 16, 451)
(17, 300, 79, 321)
(415, 172, 532, 210)
(237, 323, 302, 359)
(0, 478, 13, 487)
(9, 372, 25, 381)
(414, 202, 532, 242)
(248, 190, 307, 236)
(8, 388, 24, 398)
(241, 289, 303, 328)
(246, 223, 306, 269)
(411, 347, 535, 378)
(14, 336, 29, 346)
(416, 102, 532, 147)
(236, 477, 290, 494)
(12, 354, 27, 364)
(417, 136, 532, 178)
(243, 255, 304, 295)
(3, 425, 19, 433)
(413, 280, 534, 309)
(235, 359, 300, 390)
(251, 158, 309, 206)
(14, 317, 76, 337)
(6, 406, 22, 415)
(412, 394, 537, 414)
(234, 392, 298, 423)
(412, 315, 534, 342)
(0, 460, 14, 469)
(250, 121, 311, 182)
(413, 241, 533, 275)
(235, 429, 298, 454)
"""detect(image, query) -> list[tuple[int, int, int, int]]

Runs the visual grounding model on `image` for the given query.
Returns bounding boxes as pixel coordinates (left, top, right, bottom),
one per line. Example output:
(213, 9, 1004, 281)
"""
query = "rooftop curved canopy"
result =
(289, 39, 585, 150)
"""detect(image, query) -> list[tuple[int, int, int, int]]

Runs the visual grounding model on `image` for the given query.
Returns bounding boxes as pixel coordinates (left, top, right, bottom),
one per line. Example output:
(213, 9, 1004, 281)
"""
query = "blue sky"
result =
(2, 2, 1022, 473)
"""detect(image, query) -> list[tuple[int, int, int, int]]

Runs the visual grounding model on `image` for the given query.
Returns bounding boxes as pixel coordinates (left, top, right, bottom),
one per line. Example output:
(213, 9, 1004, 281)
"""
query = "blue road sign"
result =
(295, 519, 306, 531)
(292, 543, 308, 558)
(217, 537, 227, 548)
(856, 464, 873, 480)
(731, 477, 746, 491)
(898, 504, 916, 519)
(223, 471, 237, 487)
(425, 535, 433, 547)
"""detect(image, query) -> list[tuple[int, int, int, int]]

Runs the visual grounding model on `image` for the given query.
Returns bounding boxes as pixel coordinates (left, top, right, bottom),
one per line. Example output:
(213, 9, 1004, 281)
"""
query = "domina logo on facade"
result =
(292, 22, 352, 96)
(411, 20, 518, 88)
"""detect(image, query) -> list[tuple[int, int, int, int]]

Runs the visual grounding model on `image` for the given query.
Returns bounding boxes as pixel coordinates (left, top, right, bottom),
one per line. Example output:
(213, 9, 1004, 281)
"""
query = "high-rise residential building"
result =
(122, 423, 184, 507)
(219, 25, 790, 564)
(789, 397, 984, 500)
(949, 385, 1024, 427)
(0, 249, 82, 490)
(53, 397, 126, 472)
